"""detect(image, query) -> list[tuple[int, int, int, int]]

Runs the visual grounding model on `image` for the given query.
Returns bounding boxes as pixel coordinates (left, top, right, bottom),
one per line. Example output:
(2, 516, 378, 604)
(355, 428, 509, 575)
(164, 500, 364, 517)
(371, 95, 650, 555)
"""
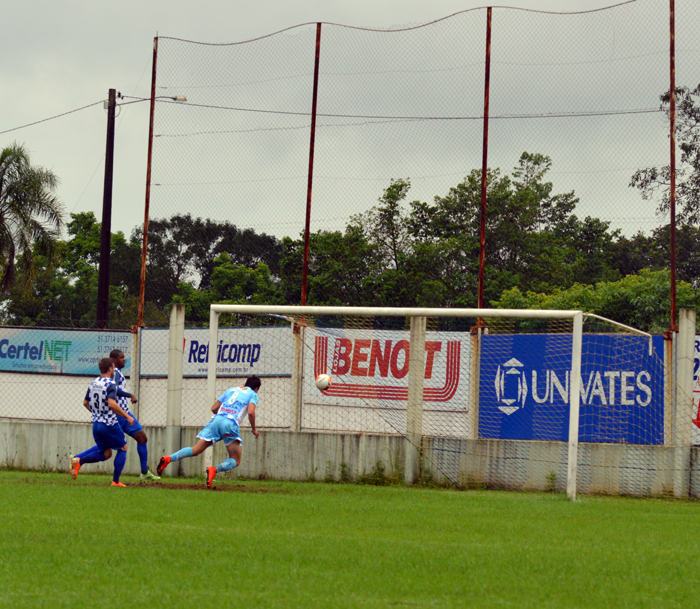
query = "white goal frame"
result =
(206, 305, 588, 498)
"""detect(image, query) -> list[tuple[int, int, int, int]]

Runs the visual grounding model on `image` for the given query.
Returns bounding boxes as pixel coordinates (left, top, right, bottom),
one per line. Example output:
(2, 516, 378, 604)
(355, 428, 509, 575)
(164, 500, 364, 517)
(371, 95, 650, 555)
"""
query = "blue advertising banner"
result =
(479, 334, 665, 445)
(0, 327, 131, 375)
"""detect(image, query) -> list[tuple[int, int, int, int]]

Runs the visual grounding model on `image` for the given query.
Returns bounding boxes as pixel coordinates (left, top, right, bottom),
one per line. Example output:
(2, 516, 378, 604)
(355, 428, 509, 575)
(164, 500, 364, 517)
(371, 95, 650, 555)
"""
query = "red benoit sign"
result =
(314, 336, 461, 402)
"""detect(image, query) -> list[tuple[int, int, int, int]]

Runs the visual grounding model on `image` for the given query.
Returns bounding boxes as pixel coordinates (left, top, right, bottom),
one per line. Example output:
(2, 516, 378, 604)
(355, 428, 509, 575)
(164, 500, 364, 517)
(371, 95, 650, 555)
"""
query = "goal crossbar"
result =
(209, 304, 581, 319)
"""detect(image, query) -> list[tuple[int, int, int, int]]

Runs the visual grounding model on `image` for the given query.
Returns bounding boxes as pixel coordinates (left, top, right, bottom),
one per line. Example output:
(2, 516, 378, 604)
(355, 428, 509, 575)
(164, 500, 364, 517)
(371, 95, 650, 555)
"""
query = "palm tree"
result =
(0, 143, 65, 292)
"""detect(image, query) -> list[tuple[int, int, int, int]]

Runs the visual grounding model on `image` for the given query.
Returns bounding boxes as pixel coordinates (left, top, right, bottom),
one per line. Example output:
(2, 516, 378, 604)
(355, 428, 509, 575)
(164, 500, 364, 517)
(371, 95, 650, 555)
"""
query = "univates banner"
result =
(0, 327, 132, 375)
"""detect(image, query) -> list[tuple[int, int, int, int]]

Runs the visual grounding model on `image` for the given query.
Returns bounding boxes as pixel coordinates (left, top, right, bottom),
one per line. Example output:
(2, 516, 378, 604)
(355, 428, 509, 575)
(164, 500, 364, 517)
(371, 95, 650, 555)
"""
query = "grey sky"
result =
(1, 0, 693, 243)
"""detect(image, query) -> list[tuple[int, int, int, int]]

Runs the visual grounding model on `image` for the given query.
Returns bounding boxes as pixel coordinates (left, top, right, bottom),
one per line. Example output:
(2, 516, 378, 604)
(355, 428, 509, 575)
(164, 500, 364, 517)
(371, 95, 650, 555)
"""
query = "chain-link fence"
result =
(136, 0, 700, 322)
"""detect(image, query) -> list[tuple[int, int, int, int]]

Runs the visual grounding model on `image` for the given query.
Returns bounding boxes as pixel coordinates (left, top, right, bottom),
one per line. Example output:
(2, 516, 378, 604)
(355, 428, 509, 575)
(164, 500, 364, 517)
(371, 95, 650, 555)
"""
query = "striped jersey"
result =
(113, 368, 132, 414)
(84, 376, 119, 425)
(216, 387, 258, 427)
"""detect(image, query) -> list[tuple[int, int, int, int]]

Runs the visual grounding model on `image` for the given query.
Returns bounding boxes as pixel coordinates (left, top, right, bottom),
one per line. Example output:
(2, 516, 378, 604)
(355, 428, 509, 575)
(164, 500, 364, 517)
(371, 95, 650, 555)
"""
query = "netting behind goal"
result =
(195, 305, 687, 498)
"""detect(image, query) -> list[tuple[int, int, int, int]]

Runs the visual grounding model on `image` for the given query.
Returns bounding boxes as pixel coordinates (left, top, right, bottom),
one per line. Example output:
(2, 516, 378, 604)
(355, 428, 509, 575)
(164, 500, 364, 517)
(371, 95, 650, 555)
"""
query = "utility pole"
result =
(96, 88, 116, 329)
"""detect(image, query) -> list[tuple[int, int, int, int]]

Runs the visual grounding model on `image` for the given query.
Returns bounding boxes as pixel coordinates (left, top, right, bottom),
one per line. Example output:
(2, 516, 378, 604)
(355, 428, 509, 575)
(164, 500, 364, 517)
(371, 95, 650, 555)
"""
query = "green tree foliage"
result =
(136, 214, 282, 309)
(0, 143, 65, 292)
(630, 84, 700, 223)
(0, 146, 685, 332)
(0, 212, 163, 328)
(493, 269, 698, 333)
(172, 253, 280, 323)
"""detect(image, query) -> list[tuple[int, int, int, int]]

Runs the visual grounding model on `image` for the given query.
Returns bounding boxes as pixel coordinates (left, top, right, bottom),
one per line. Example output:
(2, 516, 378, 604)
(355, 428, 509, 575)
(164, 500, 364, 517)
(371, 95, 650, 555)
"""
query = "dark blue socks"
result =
(137, 443, 149, 475)
(76, 446, 107, 464)
(113, 450, 127, 483)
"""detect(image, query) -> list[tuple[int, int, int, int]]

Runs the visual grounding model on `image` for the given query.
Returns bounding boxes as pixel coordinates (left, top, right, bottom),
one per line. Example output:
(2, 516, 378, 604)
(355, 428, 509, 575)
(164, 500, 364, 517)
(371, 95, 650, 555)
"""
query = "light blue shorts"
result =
(197, 416, 242, 447)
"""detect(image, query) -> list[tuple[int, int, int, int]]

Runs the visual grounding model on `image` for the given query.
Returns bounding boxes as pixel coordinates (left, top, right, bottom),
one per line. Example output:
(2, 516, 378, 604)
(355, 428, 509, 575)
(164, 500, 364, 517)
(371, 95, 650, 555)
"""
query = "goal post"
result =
(206, 304, 591, 498)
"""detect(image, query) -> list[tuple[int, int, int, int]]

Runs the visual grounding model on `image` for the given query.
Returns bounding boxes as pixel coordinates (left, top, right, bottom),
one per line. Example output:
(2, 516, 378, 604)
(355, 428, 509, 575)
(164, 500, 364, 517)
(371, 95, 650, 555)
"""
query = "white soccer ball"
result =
(315, 374, 332, 391)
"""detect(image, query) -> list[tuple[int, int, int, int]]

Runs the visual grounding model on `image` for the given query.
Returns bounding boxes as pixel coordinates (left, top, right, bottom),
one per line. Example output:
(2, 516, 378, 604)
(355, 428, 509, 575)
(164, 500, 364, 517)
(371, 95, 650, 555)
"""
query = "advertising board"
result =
(0, 327, 131, 376)
(479, 334, 665, 444)
(139, 327, 293, 377)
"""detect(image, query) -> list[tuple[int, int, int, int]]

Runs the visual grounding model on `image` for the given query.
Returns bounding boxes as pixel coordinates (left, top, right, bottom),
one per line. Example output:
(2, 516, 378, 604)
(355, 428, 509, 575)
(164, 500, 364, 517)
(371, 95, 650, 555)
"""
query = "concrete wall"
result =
(0, 419, 694, 497)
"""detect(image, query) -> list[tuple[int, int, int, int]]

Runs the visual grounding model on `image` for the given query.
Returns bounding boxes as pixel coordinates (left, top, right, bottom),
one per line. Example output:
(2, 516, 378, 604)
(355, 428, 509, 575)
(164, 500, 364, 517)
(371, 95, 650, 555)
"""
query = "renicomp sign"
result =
(0, 327, 132, 375)
(479, 334, 666, 445)
(139, 327, 292, 377)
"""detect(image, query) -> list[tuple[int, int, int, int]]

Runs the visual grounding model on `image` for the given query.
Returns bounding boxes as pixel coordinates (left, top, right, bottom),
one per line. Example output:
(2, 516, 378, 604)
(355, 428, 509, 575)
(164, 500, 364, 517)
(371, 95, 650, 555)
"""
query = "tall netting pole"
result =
(301, 23, 322, 306)
(477, 7, 492, 314)
(137, 37, 158, 329)
(668, 0, 678, 334)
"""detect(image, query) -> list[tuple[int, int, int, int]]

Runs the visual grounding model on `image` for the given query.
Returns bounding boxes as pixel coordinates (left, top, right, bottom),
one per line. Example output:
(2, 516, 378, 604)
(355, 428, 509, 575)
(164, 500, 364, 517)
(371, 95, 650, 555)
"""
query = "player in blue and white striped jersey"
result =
(70, 350, 160, 482)
(157, 375, 261, 488)
(69, 358, 134, 486)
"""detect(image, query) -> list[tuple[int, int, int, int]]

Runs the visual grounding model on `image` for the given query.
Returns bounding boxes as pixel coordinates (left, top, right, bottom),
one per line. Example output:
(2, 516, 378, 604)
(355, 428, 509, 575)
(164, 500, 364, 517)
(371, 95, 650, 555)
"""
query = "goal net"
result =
(197, 305, 682, 498)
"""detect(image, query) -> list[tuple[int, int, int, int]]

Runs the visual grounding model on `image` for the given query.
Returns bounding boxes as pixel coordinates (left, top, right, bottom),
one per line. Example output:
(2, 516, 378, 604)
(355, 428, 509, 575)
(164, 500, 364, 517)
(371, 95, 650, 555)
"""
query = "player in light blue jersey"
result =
(71, 350, 160, 482)
(157, 375, 261, 488)
(69, 358, 134, 487)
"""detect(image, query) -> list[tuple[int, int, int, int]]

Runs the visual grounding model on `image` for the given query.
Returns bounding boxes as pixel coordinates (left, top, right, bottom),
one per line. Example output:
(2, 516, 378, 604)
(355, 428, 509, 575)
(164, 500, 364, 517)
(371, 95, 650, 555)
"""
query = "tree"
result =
(172, 253, 281, 323)
(279, 226, 379, 307)
(630, 84, 700, 223)
(404, 152, 617, 306)
(134, 214, 282, 309)
(492, 269, 698, 333)
(0, 212, 155, 328)
(0, 143, 64, 292)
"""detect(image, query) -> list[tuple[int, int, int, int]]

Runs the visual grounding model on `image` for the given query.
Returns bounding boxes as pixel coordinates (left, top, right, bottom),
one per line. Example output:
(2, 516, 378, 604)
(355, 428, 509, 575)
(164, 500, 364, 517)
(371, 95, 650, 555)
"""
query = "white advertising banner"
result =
(303, 326, 473, 437)
(139, 327, 293, 377)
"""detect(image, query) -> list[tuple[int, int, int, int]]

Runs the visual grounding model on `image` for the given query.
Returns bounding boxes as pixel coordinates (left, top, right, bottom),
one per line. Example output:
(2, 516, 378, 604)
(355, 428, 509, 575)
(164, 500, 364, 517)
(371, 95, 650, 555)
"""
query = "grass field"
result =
(2, 470, 700, 608)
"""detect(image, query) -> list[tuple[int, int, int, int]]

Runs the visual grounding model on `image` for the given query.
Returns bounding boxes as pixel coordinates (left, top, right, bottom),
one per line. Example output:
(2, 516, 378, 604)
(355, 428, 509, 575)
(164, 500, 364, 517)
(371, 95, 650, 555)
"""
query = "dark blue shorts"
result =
(93, 422, 127, 452)
(117, 414, 143, 437)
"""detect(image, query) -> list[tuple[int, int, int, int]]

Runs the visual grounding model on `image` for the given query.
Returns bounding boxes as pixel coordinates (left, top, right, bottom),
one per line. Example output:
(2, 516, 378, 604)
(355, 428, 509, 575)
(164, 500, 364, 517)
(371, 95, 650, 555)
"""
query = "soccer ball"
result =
(315, 374, 332, 391)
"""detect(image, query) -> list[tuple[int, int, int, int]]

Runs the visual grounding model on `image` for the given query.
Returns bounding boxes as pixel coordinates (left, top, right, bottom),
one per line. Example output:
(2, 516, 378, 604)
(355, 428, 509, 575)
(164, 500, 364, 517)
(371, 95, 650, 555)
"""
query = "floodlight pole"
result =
(96, 88, 116, 329)
(301, 23, 322, 306)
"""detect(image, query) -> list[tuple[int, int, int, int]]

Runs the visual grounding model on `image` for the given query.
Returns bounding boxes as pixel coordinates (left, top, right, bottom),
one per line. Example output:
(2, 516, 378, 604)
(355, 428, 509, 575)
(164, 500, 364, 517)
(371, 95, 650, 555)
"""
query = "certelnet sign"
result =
(479, 335, 665, 445)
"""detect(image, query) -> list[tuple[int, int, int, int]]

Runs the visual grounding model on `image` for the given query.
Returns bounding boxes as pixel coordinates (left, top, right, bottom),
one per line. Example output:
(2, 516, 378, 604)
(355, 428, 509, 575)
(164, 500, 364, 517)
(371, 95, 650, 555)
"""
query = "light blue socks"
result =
(170, 447, 194, 462)
(216, 458, 237, 473)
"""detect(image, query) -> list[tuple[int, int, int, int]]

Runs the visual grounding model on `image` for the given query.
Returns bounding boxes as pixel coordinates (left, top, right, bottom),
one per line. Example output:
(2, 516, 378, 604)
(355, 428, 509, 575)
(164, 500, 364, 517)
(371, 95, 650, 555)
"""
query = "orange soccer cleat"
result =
(111, 481, 127, 487)
(70, 456, 81, 480)
(206, 466, 217, 489)
(156, 455, 171, 476)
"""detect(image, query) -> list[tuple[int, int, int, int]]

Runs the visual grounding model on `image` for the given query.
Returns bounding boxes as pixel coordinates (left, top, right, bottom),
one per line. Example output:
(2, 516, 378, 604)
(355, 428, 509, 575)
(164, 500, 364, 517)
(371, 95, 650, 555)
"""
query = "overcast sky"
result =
(2, 0, 695, 243)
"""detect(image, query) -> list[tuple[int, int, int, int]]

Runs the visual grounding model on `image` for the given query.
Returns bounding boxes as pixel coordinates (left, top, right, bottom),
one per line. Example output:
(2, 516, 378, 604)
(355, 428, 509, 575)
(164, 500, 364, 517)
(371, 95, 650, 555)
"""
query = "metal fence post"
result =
(674, 308, 695, 497)
(165, 303, 185, 476)
(405, 316, 427, 484)
(130, 326, 141, 419)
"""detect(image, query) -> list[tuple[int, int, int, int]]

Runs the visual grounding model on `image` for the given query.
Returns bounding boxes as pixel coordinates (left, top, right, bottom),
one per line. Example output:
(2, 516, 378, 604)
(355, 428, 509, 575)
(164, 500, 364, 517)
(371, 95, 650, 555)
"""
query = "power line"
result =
(0, 101, 104, 136)
(149, 98, 662, 121)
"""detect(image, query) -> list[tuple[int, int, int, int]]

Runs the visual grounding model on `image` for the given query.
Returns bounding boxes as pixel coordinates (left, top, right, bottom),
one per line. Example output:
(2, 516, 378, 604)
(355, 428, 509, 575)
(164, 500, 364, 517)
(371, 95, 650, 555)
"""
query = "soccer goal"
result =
(201, 304, 690, 500)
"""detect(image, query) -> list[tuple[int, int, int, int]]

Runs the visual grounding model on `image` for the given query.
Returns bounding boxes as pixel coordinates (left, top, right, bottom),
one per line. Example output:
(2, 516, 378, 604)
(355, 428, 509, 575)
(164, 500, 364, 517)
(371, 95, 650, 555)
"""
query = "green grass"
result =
(2, 470, 700, 608)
